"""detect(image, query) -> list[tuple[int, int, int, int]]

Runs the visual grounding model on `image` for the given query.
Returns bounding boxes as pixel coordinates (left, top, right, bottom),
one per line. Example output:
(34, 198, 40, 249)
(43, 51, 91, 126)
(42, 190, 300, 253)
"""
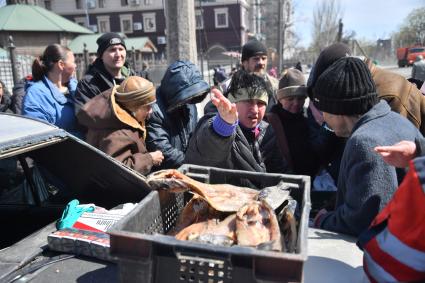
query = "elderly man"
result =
(185, 70, 287, 187)
(312, 57, 422, 236)
(74, 33, 133, 113)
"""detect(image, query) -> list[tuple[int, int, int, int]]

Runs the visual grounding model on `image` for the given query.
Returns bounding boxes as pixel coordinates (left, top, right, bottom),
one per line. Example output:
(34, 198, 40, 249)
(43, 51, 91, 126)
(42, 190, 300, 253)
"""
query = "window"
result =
(75, 17, 86, 27)
(97, 16, 110, 33)
(214, 8, 228, 28)
(98, 0, 105, 8)
(143, 13, 156, 32)
(144, 0, 152, 4)
(44, 0, 51, 10)
(76, 0, 82, 9)
(120, 14, 133, 33)
(121, 0, 128, 6)
(195, 9, 203, 29)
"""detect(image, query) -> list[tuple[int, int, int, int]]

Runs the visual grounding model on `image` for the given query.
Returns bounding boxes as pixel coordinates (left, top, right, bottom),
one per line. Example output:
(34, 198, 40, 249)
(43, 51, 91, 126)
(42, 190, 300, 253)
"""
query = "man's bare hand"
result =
(211, 88, 238, 124)
(374, 141, 417, 168)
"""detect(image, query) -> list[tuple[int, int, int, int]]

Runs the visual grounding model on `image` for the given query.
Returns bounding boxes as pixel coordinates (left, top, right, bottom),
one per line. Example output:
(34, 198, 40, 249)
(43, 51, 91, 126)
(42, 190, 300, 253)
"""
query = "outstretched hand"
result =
(211, 88, 238, 125)
(374, 140, 417, 168)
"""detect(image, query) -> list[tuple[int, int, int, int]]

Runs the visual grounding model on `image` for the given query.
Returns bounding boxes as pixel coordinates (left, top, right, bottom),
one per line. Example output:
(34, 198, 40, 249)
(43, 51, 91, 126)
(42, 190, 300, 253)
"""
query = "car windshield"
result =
(409, 48, 425, 53)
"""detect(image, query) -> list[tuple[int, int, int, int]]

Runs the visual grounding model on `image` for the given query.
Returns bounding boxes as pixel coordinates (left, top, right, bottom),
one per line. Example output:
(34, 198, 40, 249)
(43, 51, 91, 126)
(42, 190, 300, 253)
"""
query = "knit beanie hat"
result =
(307, 43, 351, 97)
(96, 33, 127, 57)
(313, 57, 379, 115)
(241, 40, 267, 61)
(226, 70, 268, 105)
(114, 76, 156, 109)
(276, 68, 307, 100)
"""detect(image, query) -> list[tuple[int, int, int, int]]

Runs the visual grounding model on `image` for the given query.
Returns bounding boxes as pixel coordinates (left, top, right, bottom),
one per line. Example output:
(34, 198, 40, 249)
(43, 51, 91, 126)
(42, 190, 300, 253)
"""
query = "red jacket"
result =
(357, 156, 425, 282)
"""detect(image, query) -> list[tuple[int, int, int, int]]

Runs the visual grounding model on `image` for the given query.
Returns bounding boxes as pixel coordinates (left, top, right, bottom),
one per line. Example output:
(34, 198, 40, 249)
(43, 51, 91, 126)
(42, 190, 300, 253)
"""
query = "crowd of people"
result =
(1, 32, 424, 282)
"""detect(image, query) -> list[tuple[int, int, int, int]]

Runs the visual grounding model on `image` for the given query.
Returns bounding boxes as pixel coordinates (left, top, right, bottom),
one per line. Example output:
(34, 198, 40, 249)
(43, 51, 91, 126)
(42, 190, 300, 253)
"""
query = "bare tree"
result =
(311, 0, 343, 54)
(393, 7, 425, 49)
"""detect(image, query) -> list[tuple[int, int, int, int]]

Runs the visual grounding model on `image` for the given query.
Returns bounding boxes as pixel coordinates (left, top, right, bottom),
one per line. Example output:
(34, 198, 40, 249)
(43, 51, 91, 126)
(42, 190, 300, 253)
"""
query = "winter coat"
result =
(365, 59, 425, 135)
(146, 60, 210, 170)
(412, 59, 425, 81)
(76, 87, 153, 175)
(74, 58, 133, 114)
(22, 76, 80, 136)
(269, 104, 321, 178)
(318, 101, 423, 236)
(185, 113, 288, 186)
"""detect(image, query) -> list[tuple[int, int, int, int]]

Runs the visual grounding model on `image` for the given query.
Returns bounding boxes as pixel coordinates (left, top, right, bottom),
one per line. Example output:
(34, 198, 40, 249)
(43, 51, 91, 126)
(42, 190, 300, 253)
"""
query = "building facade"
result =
(34, 0, 253, 65)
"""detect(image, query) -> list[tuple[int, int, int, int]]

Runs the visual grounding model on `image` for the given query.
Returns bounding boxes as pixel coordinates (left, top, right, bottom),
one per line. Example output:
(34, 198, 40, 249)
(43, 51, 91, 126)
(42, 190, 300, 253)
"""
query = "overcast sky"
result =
(293, 0, 424, 47)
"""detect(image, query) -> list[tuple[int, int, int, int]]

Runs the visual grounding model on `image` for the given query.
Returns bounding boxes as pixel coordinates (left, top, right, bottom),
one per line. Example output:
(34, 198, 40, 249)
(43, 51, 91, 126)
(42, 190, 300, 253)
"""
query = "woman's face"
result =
(61, 52, 76, 82)
(134, 104, 153, 123)
(279, 96, 306, 114)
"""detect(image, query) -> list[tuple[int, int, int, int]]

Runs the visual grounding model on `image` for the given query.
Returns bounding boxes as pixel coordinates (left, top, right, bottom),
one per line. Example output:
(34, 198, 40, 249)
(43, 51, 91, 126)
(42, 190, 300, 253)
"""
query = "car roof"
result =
(0, 113, 68, 156)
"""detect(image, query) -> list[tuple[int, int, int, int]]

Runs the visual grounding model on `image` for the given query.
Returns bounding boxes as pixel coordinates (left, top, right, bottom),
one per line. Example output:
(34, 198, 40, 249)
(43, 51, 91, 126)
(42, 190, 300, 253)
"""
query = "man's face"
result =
(322, 112, 350, 137)
(102, 45, 126, 72)
(279, 96, 306, 114)
(242, 55, 267, 74)
(236, 99, 267, 129)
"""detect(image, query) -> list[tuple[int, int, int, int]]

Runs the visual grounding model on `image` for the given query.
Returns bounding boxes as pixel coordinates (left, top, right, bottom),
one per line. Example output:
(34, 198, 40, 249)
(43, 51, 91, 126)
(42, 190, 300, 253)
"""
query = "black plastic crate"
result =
(109, 164, 311, 283)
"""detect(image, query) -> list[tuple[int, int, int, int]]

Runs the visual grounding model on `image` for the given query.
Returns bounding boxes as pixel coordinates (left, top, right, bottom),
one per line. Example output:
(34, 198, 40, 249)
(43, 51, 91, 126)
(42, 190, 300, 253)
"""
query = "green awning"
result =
(0, 4, 92, 34)
(69, 34, 157, 54)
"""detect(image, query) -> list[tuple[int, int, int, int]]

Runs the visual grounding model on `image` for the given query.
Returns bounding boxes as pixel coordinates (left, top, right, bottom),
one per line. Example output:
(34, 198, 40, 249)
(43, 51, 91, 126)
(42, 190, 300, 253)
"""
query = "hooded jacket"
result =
(146, 60, 209, 170)
(76, 87, 153, 175)
(74, 58, 133, 114)
(365, 59, 425, 135)
(318, 101, 422, 236)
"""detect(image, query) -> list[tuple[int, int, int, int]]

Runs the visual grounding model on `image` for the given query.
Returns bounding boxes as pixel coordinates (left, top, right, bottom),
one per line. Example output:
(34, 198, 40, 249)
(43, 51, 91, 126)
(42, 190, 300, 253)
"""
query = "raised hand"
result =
(210, 88, 238, 125)
(374, 140, 417, 168)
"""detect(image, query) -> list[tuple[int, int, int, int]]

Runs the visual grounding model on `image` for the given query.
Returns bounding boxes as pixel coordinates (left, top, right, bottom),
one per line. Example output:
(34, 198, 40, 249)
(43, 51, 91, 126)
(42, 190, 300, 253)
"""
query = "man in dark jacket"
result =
(145, 60, 210, 170)
(185, 70, 288, 184)
(74, 33, 133, 113)
(312, 57, 422, 236)
(0, 80, 12, 113)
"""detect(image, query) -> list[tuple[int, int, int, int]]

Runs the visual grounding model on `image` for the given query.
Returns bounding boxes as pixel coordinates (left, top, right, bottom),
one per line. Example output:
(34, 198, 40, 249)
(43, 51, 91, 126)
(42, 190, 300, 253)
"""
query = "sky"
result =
(293, 0, 424, 47)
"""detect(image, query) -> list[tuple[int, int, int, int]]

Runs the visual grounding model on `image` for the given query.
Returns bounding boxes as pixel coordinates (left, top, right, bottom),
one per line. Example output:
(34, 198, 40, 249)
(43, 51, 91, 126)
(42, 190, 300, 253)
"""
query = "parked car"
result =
(0, 113, 151, 249)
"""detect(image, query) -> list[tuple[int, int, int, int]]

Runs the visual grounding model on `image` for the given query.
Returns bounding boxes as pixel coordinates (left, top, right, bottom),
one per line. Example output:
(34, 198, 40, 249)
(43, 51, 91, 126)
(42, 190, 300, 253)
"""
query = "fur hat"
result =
(313, 57, 378, 115)
(276, 69, 307, 100)
(96, 33, 127, 57)
(114, 76, 156, 110)
(226, 70, 268, 105)
(241, 40, 267, 61)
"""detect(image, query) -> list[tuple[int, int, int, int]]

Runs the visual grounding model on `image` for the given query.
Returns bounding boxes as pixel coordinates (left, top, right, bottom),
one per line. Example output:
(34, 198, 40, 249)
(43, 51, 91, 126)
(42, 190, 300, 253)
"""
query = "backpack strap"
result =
(266, 112, 293, 171)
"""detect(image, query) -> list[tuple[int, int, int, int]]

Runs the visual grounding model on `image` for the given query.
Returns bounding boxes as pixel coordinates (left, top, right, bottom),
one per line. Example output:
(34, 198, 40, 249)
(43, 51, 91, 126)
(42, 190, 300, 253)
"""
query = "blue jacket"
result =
(146, 60, 210, 170)
(319, 101, 423, 236)
(22, 76, 80, 137)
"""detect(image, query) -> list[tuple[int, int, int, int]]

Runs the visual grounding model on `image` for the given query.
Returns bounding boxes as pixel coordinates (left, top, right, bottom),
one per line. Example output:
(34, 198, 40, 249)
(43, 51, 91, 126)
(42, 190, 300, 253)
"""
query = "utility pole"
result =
(336, 18, 343, 42)
(277, 0, 282, 73)
(164, 0, 197, 64)
(8, 36, 19, 86)
(198, 0, 204, 78)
